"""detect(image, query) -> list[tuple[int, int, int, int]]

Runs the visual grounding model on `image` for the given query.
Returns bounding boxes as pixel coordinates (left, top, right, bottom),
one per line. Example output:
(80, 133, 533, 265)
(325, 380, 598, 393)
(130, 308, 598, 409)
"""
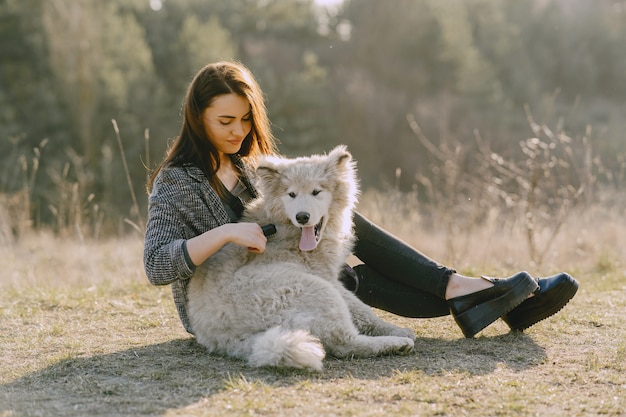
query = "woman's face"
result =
(202, 94, 252, 157)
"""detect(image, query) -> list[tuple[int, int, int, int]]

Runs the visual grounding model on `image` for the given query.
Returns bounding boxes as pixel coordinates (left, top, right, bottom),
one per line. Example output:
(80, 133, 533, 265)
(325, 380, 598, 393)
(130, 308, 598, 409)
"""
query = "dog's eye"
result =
(288, 192, 297, 198)
(312, 189, 321, 196)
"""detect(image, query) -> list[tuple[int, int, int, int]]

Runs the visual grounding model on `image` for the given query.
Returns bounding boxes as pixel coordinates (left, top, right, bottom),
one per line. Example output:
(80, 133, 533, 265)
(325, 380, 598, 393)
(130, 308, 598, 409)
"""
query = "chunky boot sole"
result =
(450, 273, 538, 338)
(502, 273, 579, 331)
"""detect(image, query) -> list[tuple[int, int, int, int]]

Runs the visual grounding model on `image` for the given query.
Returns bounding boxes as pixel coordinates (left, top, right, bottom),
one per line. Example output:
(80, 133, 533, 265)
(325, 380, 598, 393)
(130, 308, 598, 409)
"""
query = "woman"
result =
(143, 61, 578, 339)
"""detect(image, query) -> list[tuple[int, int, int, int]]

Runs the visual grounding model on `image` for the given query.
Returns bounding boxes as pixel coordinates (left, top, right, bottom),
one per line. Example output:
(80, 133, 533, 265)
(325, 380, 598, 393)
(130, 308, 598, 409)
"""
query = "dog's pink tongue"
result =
(299, 226, 317, 251)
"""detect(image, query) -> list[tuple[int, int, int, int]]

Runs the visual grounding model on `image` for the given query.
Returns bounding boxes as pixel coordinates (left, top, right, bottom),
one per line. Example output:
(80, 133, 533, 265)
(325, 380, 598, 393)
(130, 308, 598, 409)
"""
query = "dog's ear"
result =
(256, 165, 279, 181)
(323, 145, 359, 204)
(325, 145, 352, 172)
(256, 157, 284, 191)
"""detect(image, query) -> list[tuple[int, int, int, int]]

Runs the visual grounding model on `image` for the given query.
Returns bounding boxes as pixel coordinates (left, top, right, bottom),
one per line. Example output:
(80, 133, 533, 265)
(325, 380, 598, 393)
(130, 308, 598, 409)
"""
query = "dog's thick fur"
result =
(188, 146, 415, 371)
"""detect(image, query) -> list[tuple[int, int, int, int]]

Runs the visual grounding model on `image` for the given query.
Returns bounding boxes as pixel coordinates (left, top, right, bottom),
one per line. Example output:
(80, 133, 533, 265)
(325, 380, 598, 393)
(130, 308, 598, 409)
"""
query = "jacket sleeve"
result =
(143, 167, 205, 286)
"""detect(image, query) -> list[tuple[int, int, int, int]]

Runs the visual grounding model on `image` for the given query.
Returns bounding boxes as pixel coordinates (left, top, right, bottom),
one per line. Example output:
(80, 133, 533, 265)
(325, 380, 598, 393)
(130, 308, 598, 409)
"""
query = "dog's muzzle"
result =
(297, 214, 324, 251)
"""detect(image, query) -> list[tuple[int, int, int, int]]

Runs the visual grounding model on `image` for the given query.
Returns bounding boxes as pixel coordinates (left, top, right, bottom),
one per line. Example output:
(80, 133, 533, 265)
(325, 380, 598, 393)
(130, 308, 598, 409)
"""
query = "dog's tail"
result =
(248, 326, 325, 371)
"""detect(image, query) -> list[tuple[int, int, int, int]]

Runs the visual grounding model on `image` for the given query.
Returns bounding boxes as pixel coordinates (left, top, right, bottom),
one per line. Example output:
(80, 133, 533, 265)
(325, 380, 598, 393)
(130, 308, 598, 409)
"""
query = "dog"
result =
(187, 146, 415, 371)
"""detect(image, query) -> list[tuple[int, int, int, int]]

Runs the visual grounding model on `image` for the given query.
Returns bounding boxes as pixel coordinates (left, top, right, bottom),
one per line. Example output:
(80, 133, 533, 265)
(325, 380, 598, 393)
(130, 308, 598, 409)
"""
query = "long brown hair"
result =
(147, 61, 277, 193)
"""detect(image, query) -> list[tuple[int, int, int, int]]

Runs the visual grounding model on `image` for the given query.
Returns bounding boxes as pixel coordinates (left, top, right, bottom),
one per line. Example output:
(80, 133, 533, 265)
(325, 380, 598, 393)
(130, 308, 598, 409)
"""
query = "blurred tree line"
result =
(1, 0, 625, 235)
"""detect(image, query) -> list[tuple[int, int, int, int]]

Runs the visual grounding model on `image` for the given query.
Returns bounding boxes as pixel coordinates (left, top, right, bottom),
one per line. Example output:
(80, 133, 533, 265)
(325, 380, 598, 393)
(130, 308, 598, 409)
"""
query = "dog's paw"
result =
(380, 336, 414, 356)
(394, 338, 415, 356)
(387, 326, 416, 341)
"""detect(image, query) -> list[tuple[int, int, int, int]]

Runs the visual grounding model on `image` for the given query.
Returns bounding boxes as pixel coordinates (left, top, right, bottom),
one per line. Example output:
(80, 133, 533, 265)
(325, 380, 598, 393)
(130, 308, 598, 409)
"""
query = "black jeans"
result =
(351, 211, 453, 318)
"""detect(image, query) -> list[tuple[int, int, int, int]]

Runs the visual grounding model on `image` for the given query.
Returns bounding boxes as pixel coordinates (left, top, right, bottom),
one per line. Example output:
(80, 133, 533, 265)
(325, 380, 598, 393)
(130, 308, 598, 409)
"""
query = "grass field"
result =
(1, 203, 625, 416)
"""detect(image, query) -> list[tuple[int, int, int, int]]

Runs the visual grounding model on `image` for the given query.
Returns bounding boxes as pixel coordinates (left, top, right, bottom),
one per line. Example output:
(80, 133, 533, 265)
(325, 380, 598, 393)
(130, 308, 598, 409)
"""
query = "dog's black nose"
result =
(295, 212, 310, 225)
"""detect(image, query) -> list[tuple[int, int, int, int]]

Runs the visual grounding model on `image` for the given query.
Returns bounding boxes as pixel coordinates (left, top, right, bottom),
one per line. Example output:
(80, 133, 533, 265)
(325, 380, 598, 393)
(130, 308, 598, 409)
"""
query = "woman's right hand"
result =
(223, 222, 267, 253)
(186, 222, 267, 266)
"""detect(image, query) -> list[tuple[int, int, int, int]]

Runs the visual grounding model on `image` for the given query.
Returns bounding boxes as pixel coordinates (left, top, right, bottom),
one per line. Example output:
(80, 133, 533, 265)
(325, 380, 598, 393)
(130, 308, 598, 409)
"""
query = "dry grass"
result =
(1, 201, 625, 417)
(358, 191, 626, 277)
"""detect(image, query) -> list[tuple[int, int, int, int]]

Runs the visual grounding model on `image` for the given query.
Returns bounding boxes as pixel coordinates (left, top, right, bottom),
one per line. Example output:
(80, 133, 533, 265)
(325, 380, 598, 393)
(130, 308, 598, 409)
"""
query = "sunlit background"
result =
(2, 5, 626, 417)
(1, 0, 625, 248)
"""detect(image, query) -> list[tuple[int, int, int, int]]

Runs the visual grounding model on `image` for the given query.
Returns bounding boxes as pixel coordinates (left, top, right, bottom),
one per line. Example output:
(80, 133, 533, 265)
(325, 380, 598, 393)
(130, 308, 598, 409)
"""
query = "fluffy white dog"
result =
(187, 146, 415, 371)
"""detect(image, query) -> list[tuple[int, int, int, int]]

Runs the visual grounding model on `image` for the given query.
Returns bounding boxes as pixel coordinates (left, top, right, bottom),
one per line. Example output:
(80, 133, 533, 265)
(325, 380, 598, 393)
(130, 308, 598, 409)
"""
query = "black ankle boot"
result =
(448, 272, 538, 338)
(502, 272, 578, 331)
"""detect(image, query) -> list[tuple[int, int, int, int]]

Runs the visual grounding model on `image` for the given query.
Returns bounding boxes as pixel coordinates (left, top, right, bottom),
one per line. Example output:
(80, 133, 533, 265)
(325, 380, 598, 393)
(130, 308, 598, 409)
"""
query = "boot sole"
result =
(505, 279, 579, 331)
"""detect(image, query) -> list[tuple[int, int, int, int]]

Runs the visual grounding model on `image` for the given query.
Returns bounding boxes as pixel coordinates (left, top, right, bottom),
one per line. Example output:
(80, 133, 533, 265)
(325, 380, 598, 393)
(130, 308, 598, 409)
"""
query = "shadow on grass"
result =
(2, 331, 545, 416)
(412, 332, 547, 374)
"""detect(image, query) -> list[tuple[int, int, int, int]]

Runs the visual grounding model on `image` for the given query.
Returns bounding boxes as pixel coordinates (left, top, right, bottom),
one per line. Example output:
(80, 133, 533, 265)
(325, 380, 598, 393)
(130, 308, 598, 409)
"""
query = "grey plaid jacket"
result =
(143, 156, 258, 334)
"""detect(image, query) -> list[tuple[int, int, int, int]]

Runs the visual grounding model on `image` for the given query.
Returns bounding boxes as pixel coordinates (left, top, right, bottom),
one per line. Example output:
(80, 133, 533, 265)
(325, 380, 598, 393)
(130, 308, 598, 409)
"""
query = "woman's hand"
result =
(225, 222, 267, 253)
(186, 222, 267, 266)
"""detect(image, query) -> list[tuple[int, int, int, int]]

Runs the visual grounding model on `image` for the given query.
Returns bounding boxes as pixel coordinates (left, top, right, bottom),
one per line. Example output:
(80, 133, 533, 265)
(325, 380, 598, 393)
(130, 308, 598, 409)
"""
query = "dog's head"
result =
(255, 145, 358, 251)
